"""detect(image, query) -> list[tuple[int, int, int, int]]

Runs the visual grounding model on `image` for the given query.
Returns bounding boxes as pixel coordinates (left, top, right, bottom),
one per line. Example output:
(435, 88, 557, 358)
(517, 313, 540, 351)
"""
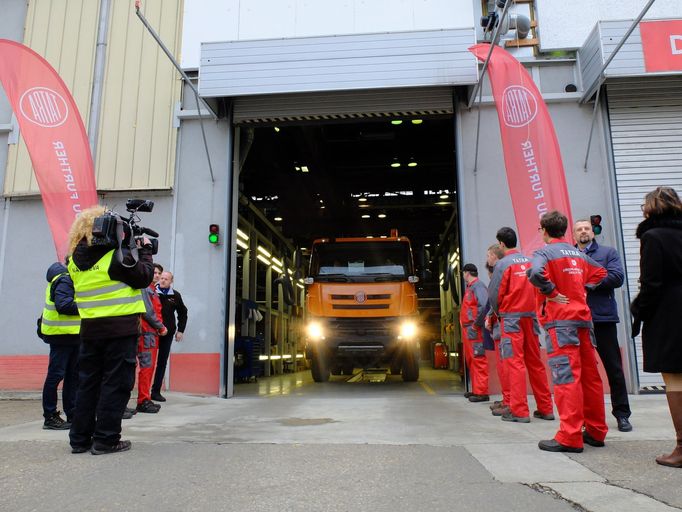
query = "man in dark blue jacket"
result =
(574, 220, 633, 432)
(39, 262, 81, 429)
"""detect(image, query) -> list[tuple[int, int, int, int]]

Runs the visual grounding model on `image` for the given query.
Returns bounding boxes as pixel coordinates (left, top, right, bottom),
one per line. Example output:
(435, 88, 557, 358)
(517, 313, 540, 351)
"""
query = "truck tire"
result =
(311, 352, 330, 382)
(401, 349, 419, 382)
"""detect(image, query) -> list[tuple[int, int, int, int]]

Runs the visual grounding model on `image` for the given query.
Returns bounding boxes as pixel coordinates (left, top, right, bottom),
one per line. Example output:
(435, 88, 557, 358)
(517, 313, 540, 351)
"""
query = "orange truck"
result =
(303, 234, 420, 382)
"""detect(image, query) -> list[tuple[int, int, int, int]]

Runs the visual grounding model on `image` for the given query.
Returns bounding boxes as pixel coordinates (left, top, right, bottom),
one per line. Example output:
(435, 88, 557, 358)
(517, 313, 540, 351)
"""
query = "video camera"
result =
(91, 199, 159, 256)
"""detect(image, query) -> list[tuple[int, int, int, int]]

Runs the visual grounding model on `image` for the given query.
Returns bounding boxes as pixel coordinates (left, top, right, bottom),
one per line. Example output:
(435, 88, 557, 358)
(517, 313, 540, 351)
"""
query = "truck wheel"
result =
(311, 352, 330, 382)
(401, 349, 419, 382)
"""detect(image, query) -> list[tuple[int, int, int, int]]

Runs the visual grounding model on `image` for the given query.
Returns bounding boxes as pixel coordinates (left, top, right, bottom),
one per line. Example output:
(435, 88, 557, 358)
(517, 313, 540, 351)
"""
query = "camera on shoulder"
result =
(91, 199, 159, 256)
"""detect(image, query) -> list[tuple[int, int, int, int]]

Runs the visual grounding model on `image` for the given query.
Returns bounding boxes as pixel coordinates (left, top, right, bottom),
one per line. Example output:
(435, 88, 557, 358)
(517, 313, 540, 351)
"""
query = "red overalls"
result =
(489, 249, 553, 418)
(528, 239, 608, 448)
(488, 311, 510, 406)
(137, 284, 163, 405)
(460, 278, 489, 395)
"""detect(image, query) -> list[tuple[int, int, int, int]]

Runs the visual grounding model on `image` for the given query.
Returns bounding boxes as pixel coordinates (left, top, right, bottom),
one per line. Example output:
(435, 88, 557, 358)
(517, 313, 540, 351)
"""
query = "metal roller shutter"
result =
(607, 76, 682, 389)
(232, 86, 454, 125)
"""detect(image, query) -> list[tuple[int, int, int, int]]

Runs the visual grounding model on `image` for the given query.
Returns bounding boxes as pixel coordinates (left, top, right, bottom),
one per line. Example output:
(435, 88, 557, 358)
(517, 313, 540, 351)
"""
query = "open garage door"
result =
(232, 87, 454, 125)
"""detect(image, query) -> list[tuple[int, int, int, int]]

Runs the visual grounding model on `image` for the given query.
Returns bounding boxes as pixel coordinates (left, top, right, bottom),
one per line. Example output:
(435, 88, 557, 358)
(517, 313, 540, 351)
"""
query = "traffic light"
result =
(208, 224, 220, 244)
(590, 215, 603, 236)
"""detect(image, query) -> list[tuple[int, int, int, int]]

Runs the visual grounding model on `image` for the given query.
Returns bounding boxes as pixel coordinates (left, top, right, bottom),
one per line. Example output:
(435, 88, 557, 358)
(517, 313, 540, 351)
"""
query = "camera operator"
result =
(66, 205, 154, 455)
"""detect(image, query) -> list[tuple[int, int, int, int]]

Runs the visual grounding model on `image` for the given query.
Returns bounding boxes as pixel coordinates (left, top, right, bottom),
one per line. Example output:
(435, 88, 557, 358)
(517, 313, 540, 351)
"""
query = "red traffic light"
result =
(208, 224, 220, 244)
(590, 215, 603, 235)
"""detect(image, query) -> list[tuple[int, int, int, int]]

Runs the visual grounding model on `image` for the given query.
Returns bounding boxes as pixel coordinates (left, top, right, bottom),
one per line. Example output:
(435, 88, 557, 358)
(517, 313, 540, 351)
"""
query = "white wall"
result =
(181, 0, 475, 69)
(537, 0, 682, 51)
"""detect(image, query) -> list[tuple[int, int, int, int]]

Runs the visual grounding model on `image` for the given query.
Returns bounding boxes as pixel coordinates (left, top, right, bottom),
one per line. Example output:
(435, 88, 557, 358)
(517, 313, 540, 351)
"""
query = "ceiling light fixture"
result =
(440, 194, 449, 199)
(361, 214, 370, 219)
(378, 213, 387, 219)
(391, 157, 401, 168)
(358, 197, 367, 202)
(301, 166, 309, 173)
(274, 216, 282, 222)
(391, 120, 403, 125)
(411, 119, 423, 125)
(274, 126, 280, 132)
(359, 204, 370, 208)
(408, 157, 417, 168)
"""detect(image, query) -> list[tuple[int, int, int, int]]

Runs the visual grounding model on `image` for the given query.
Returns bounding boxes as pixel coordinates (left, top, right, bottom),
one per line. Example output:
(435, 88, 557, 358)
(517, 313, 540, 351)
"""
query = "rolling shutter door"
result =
(607, 76, 682, 389)
(232, 86, 454, 125)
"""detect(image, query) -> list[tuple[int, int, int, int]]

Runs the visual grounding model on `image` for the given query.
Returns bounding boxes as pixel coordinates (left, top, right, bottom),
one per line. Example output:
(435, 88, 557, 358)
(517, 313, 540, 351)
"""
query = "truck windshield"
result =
(310, 241, 413, 282)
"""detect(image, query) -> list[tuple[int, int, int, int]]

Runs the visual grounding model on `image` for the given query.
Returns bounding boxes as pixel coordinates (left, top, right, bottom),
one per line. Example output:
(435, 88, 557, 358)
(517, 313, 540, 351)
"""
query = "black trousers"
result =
(593, 322, 631, 419)
(69, 335, 137, 449)
(152, 332, 173, 395)
(42, 344, 79, 420)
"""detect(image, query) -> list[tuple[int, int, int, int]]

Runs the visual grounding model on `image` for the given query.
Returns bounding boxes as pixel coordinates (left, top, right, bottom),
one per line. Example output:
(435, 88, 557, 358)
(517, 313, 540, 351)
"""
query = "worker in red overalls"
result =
(484, 244, 510, 416)
(528, 211, 608, 452)
(489, 227, 554, 423)
(136, 264, 167, 413)
(460, 263, 489, 402)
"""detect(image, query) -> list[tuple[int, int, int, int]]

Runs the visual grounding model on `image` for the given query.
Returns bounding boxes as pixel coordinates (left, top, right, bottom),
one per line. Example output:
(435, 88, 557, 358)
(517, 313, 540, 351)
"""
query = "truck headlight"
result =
(306, 321, 325, 340)
(399, 321, 417, 340)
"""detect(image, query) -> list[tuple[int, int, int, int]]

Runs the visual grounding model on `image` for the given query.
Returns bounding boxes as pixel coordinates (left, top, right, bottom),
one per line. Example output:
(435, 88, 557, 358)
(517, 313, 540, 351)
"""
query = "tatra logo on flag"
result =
(502, 86, 538, 128)
(469, 44, 573, 253)
(0, 40, 98, 260)
(19, 87, 69, 127)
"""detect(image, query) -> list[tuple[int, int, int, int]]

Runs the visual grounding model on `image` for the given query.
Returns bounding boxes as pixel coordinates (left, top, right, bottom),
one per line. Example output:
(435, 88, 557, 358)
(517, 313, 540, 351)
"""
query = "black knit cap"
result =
(462, 263, 478, 273)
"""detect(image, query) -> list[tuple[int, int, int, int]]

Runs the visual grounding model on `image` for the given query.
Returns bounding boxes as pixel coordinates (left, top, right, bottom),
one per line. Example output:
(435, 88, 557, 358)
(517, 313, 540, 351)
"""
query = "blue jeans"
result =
(42, 344, 80, 420)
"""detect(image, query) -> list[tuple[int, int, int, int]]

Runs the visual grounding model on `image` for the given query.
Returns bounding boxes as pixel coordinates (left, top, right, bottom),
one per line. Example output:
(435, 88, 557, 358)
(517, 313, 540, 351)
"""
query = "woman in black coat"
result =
(631, 186, 682, 468)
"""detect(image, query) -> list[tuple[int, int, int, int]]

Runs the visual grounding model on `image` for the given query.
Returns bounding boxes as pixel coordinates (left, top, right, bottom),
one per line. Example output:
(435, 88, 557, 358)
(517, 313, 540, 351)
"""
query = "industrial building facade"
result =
(1, 0, 680, 396)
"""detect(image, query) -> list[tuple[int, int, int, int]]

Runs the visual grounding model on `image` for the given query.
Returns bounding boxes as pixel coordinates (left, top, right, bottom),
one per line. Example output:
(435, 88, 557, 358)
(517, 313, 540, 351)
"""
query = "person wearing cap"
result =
(528, 211, 608, 453)
(460, 263, 489, 402)
(489, 227, 554, 424)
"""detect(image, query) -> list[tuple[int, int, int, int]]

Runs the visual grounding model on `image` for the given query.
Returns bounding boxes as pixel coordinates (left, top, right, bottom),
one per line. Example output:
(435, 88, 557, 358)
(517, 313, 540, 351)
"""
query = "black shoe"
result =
(468, 394, 490, 403)
(43, 412, 70, 430)
(617, 417, 633, 432)
(582, 431, 605, 447)
(151, 392, 166, 402)
(538, 439, 583, 453)
(489, 400, 504, 410)
(122, 409, 134, 420)
(90, 440, 132, 455)
(533, 410, 555, 421)
(136, 400, 161, 413)
(501, 411, 531, 423)
(71, 444, 91, 454)
(463, 392, 473, 399)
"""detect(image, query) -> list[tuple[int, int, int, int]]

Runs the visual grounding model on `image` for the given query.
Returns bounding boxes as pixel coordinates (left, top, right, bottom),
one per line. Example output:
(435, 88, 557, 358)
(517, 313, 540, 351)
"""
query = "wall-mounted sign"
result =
(640, 20, 682, 73)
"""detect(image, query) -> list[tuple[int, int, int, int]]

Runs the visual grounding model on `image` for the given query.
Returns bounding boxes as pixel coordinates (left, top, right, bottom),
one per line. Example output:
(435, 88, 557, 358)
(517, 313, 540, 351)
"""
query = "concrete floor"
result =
(1, 367, 680, 512)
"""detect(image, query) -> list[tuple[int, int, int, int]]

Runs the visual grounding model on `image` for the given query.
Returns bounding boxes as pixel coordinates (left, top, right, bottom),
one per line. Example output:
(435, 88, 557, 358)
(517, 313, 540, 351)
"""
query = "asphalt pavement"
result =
(0, 373, 680, 512)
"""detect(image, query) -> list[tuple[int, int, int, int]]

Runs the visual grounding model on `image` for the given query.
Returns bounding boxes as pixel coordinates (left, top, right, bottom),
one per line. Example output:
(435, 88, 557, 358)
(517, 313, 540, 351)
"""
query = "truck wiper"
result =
(315, 274, 351, 282)
(369, 273, 404, 282)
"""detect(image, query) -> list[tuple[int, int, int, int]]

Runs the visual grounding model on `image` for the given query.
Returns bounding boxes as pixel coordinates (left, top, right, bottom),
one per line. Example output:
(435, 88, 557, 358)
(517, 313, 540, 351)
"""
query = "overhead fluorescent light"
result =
(236, 229, 249, 241)
(361, 214, 370, 219)
(411, 119, 423, 125)
(257, 246, 271, 257)
(301, 166, 309, 173)
(274, 126, 280, 132)
(378, 213, 387, 219)
(257, 254, 270, 265)
(391, 120, 403, 125)
(236, 239, 248, 250)
(358, 197, 367, 202)
(274, 216, 283, 222)
(440, 194, 449, 199)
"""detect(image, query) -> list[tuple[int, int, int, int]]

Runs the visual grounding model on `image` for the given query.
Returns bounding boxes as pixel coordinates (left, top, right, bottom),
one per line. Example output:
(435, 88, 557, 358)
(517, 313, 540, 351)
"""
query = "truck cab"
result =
(304, 235, 420, 382)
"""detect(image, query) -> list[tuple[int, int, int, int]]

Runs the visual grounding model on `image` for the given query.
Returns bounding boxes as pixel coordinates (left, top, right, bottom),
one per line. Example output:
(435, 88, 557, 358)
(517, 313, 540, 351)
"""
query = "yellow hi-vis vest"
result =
(68, 250, 145, 319)
(40, 273, 81, 336)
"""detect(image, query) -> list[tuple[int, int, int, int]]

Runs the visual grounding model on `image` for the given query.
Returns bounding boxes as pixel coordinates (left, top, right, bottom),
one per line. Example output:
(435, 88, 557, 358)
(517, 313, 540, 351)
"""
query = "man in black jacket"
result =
(66, 206, 154, 455)
(152, 270, 188, 402)
(40, 262, 80, 430)
(574, 219, 633, 432)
